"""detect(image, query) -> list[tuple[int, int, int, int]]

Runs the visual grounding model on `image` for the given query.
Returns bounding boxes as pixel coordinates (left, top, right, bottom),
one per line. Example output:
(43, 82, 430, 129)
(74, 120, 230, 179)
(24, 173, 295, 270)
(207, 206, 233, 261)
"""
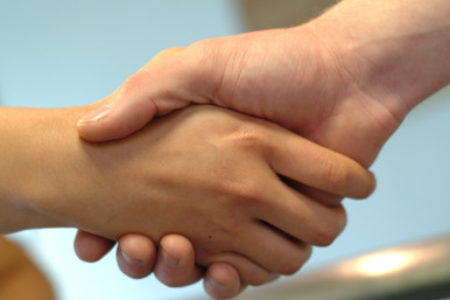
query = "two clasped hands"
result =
(1, 0, 448, 299)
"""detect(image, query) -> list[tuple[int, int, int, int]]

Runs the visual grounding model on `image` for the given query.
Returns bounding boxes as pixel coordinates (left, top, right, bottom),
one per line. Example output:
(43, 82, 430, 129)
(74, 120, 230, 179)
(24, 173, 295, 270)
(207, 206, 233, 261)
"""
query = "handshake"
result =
(2, 0, 448, 298)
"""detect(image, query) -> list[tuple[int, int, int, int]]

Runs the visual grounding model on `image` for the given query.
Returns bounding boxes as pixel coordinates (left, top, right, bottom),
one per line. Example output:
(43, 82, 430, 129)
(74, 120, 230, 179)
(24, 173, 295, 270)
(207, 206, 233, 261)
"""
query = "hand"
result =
(76, 0, 450, 297)
(76, 27, 400, 167)
(75, 232, 248, 299)
(77, 0, 449, 166)
(74, 14, 394, 298)
(70, 104, 373, 298)
(75, 25, 389, 297)
(30, 105, 371, 286)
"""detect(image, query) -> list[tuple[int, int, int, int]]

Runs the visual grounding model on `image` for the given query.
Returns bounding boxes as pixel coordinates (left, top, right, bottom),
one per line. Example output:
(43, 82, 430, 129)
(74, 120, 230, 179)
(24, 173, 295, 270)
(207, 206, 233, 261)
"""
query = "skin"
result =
(0, 237, 55, 300)
(0, 105, 374, 286)
(75, 0, 450, 298)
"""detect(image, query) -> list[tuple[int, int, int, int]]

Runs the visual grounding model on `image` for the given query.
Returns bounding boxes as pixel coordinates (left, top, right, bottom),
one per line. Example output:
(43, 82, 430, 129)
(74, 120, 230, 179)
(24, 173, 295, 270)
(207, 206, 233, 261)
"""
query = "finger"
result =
(299, 185, 344, 206)
(145, 47, 186, 68)
(116, 234, 157, 279)
(266, 273, 281, 283)
(77, 48, 190, 142)
(255, 180, 347, 247)
(231, 221, 313, 275)
(283, 177, 344, 206)
(74, 230, 115, 262)
(204, 263, 246, 300)
(76, 88, 160, 142)
(153, 234, 203, 287)
(263, 124, 376, 199)
(202, 253, 271, 287)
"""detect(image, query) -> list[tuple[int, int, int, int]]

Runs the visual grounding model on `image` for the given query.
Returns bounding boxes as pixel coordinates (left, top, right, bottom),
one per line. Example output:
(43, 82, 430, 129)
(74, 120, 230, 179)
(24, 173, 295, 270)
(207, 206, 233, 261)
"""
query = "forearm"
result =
(308, 0, 450, 119)
(0, 106, 92, 233)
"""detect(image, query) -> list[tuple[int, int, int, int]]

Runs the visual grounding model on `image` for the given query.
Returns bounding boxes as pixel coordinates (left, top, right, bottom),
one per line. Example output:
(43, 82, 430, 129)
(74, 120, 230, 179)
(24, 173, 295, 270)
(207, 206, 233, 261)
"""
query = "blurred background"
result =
(1, 1, 449, 299)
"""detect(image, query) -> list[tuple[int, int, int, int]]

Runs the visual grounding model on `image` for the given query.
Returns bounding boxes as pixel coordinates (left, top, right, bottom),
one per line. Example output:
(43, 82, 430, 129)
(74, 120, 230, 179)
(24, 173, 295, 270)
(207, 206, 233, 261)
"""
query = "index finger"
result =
(262, 123, 376, 199)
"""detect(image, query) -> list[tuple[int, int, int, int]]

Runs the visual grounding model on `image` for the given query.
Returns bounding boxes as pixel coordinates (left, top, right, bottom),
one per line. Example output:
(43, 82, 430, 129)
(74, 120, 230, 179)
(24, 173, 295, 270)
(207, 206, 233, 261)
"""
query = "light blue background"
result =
(1, 1, 449, 300)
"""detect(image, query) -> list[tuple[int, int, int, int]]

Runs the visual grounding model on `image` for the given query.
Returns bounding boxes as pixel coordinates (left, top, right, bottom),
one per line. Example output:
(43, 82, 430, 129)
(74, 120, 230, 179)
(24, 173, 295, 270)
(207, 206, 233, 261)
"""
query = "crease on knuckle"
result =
(323, 158, 349, 193)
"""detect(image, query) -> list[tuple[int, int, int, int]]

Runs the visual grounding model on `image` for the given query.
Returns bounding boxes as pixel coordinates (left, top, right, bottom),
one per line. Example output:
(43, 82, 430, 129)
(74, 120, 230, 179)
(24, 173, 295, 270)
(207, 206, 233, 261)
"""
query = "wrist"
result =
(0, 105, 95, 232)
(305, 0, 450, 120)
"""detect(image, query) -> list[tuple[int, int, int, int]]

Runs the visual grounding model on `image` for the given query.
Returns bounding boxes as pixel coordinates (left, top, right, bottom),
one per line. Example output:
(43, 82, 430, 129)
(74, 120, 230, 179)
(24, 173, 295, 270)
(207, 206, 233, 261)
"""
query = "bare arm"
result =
(0, 104, 374, 282)
(0, 107, 77, 232)
(311, 0, 450, 119)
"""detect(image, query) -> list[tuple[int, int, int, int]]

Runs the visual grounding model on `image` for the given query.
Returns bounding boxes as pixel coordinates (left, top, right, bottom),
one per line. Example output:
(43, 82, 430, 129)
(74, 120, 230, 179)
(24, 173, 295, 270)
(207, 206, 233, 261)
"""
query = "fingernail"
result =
(78, 105, 112, 124)
(162, 251, 180, 268)
(207, 277, 227, 292)
(121, 250, 145, 266)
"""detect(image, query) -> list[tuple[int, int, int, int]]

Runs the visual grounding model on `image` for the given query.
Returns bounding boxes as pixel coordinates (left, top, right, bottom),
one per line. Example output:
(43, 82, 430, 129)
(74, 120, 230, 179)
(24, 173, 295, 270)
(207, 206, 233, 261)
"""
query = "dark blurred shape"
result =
(236, 235, 450, 300)
(193, 235, 450, 300)
(239, 0, 336, 31)
(0, 236, 55, 300)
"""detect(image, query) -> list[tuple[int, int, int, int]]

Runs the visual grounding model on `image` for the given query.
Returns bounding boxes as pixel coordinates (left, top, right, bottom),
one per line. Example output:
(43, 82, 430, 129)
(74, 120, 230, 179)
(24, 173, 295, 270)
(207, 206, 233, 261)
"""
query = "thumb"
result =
(77, 48, 190, 142)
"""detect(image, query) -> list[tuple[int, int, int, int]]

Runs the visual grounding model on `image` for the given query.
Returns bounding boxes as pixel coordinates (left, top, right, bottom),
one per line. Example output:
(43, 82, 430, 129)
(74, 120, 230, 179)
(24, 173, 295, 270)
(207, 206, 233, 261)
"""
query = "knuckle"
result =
(279, 261, 303, 276)
(203, 182, 260, 230)
(207, 210, 243, 238)
(186, 39, 218, 71)
(204, 160, 266, 209)
(314, 206, 347, 246)
(157, 47, 179, 56)
(152, 47, 185, 63)
(202, 126, 270, 207)
(188, 39, 209, 54)
(227, 126, 266, 151)
(358, 171, 377, 199)
(228, 178, 266, 207)
(279, 245, 312, 275)
(324, 159, 348, 189)
(119, 72, 146, 98)
(246, 272, 271, 286)
(160, 277, 182, 287)
(313, 228, 335, 247)
(188, 38, 217, 57)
